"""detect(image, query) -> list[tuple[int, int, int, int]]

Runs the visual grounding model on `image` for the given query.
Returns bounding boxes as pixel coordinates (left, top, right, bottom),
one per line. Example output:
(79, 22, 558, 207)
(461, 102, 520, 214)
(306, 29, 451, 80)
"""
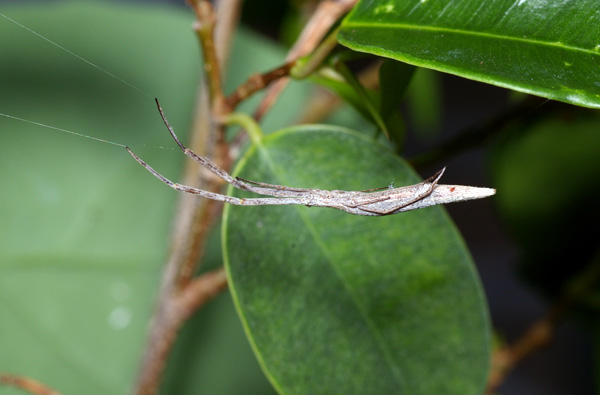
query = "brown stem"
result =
(253, 0, 359, 122)
(135, 2, 356, 393)
(227, 0, 358, 151)
(225, 62, 294, 111)
(189, 0, 225, 109)
(1, 374, 62, 395)
(133, 267, 228, 395)
(133, 1, 241, 394)
(175, 266, 229, 321)
(225, 22, 343, 112)
(486, 252, 600, 393)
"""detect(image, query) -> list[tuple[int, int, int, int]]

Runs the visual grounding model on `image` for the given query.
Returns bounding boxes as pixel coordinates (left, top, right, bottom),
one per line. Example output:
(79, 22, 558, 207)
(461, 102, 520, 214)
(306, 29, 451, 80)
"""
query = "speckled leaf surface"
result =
(223, 126, 491, 394)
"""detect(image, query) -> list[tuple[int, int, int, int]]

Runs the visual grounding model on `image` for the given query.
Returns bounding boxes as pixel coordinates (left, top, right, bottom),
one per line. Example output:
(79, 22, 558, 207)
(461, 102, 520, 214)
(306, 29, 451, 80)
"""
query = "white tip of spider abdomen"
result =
(390, 184, 496, 214)
(429, 185, 496, 204)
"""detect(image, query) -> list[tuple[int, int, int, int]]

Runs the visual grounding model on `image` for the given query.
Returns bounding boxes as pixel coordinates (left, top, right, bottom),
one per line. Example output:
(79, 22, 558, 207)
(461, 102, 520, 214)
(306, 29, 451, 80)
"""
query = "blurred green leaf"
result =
(310, 67, 373, 118)
(339, 0, 600, 108)
(310, 65, 388, 136)
(0, 2, 311, 394)
(379, 59, 414, 118)
(490, 110, 600, 294)
(223, 126, 491, 394)
(333, 60, 391, 138)
(310, 59, 411, 143)
(379, 59, 414, 143)
(405, 68, 443, 138)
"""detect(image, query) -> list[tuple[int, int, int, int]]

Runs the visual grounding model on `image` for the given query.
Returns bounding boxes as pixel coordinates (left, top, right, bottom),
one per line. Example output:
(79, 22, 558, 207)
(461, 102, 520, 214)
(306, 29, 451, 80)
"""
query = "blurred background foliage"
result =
(1, 0, 599, 394)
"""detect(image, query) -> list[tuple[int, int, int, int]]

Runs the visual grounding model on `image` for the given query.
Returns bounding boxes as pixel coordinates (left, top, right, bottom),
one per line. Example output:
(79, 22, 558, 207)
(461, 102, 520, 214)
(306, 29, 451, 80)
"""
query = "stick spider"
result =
(126, 100, 495, 216)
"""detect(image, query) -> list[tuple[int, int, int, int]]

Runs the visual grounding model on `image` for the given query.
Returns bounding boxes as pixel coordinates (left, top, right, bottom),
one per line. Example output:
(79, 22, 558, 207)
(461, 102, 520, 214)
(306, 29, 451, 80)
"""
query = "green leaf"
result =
(405, 68, 443, 138)
(222, 126, 491, 394)
(0, 3, 310, 394)
(379, 59, 414, 143)
(310, 65, 389, 137)
(379, 59, 414, 119)
(490, 110, 600, 294)
(309, 67, 375, 120)
(338, 0, 600, 108)
(310, 59, 411, 143)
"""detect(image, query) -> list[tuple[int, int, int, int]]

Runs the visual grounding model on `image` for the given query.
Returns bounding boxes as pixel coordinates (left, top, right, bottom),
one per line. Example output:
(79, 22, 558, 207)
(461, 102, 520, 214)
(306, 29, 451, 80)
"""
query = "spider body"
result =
(126, 100, 496, 216)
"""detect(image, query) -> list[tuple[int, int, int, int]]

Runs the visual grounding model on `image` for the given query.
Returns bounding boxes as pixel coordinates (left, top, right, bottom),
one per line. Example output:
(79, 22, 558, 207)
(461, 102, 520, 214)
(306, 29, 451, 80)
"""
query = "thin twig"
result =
(177, 0, 230, 287)
(224, 22, 343, 112)
(190, 0, 225, 109)
(486, 251, 600, 393)
(229, 0, 359, 151)
(253, 0, 359, 121)
(175, 266, 229, 321)
(1, 374, 62, 395)
(289, 26, 343, 80)
(225, 62, 294, 111)
(131, 267, 228, 395)
(133, 1, 241, 394)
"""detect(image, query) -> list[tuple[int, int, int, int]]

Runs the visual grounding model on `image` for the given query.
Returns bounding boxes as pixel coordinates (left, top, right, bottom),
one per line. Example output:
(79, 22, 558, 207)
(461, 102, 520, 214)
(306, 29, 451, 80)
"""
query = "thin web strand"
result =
(0, 11, 151, 98)
(0, 113, 126, 147)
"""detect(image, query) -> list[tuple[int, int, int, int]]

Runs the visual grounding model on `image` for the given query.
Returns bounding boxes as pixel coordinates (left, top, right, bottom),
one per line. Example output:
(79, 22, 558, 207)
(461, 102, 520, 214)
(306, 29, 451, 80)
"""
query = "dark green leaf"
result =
(379, 59, 414, 143)
(379, 59, 414, 119)
(339, 0, 600, 108)
(335, 60, 392, 138)
(309, 67, 374, 120)
(405, 68, 443, 137)
(310, 64, 389, 137)
(223, 126, 491, 394)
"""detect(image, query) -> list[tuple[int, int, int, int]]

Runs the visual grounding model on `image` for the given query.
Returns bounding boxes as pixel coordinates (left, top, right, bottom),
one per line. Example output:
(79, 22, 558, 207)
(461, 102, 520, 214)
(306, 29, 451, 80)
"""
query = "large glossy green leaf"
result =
(0, 3, 311, 394)
(222, 126, 491, 394)
(338, 0, 600, 108)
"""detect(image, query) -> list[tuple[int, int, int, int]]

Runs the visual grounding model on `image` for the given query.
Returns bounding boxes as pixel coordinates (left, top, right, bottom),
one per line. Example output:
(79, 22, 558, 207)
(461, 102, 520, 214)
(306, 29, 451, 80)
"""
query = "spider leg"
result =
(424, 166, 446, 185)
(235, 176, 317, 193)
(343, 194, 391, 208)
(154, 99, 237, 185)
(126, 147, 241, 203)
(155, 99, 309, 199)
(127, 146, 312, 207)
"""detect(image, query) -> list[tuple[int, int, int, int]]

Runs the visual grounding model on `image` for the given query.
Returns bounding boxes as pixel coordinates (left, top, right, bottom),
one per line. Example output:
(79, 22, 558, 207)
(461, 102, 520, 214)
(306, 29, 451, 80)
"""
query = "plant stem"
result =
(486, 251, 600, 393)
(0, 374, 62, 395)
(228, 0, 359, 151)
(133, 1, 240, 394)
(289, 26, 341, 80)
(176, 0, 229, 288)
(135, 2, 361, 393)
(223, 24, 342, 121)
(222, 112, 264, 145)
(224, 62, 294, 111)
(252, 0, 359, 122)
(190, 0, 225, 110)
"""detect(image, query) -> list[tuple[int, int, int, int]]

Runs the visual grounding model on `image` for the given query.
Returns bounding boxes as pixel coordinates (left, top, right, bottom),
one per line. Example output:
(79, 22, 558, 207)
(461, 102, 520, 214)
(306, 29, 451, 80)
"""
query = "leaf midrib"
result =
(342, 21, 600, 56)
(255, 129, 408, 391)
